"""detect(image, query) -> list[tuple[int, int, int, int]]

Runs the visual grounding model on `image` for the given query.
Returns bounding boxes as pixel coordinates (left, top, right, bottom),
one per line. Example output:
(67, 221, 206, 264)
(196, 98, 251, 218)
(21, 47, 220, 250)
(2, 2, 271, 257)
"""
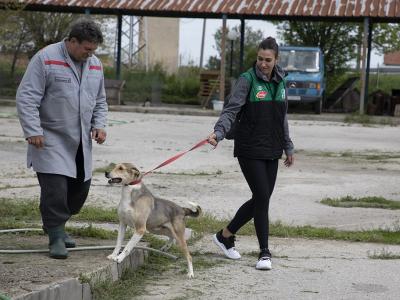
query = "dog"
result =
(105, 163, 201, 278)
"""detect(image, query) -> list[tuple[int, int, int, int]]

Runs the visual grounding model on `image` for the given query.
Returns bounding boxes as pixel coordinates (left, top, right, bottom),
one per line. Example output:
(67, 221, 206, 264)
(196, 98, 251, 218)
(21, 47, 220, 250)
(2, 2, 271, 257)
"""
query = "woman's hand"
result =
(284, 155, 294, 167)
(207, 132, 218, 146)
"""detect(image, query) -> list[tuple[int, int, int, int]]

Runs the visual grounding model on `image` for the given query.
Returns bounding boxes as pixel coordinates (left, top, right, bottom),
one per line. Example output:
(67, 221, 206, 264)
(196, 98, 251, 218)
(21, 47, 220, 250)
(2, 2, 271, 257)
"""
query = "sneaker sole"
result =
(256, 261, 272, 270)
(212, 234, 241, 260)
(256, 265, 272, 270)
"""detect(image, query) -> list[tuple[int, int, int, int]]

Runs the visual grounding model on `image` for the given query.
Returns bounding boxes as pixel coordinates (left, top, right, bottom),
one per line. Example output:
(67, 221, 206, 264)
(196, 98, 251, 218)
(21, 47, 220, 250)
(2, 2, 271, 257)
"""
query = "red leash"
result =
(130, 139, 210, 185)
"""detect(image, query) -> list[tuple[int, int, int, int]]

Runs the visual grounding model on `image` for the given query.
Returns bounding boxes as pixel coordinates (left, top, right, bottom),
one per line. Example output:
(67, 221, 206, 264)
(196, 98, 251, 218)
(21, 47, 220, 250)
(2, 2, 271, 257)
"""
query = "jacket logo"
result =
(256, 90, 267, 99)
(55, 76, 71, 83)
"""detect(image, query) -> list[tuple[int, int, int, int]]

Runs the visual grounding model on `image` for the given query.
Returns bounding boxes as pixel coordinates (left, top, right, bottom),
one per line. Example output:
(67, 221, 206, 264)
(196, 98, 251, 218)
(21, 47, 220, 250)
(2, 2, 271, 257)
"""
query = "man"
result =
(16, 18, 108, 259)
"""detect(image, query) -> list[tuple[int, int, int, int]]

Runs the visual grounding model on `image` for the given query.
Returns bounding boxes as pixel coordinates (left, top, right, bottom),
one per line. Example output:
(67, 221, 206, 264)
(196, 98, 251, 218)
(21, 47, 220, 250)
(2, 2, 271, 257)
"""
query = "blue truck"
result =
(279, 46, 325, 114)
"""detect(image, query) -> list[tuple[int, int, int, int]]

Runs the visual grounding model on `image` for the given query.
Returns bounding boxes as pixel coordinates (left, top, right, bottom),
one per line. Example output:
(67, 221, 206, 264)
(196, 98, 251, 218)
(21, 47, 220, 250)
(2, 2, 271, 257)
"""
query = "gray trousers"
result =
(36, 142, 91, 228)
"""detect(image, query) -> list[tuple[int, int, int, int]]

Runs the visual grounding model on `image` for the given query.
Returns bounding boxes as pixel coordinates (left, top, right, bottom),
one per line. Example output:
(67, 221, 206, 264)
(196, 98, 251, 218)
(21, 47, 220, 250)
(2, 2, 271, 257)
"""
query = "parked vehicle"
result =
(279, 46, 325, 114)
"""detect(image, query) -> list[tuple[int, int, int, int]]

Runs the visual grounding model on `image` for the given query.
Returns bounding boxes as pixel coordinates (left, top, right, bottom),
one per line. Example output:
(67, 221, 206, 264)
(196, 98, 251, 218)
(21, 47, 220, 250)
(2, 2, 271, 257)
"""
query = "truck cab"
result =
(279, 46, 325, 114)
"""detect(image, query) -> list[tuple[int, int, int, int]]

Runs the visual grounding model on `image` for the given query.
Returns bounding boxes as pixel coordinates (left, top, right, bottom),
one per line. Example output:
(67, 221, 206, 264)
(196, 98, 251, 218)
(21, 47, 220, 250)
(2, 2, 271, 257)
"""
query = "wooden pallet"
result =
(199, 70, 220, 108)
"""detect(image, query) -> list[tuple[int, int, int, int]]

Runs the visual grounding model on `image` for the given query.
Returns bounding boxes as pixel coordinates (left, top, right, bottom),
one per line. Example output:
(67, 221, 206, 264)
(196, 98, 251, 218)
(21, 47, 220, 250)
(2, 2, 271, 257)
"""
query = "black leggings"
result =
(227, 157, 278, 250)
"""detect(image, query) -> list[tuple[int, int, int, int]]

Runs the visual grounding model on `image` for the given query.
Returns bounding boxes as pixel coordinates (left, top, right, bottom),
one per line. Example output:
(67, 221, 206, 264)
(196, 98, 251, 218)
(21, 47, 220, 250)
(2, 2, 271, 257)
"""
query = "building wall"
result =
(139, 17, 179, 74)
(383, 51, 400, 66)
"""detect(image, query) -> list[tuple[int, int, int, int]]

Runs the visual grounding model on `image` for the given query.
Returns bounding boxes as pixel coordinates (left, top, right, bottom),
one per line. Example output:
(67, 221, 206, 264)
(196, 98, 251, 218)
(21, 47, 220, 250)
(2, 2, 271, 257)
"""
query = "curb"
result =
(13, 248, 148, 300)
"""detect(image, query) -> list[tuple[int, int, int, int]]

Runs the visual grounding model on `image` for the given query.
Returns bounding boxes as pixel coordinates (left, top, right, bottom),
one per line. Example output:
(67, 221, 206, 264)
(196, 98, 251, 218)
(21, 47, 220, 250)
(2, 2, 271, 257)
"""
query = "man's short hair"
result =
(68, 18, 103, 44)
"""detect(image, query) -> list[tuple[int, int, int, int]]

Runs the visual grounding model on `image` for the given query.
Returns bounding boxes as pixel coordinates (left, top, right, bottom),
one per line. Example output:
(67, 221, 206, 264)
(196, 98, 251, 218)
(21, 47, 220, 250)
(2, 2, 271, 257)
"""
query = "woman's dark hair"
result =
(258, 37, 279, 58)
(68, 18, 103, 44)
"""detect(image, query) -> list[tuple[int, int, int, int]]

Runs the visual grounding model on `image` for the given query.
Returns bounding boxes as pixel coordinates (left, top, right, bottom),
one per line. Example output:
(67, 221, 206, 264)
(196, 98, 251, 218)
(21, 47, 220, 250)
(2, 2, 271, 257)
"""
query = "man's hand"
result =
(27, 135, 44, 149)
(207, 132, 218, 146)
(284, 155, 294, 167)
(92, 128, 107, 144)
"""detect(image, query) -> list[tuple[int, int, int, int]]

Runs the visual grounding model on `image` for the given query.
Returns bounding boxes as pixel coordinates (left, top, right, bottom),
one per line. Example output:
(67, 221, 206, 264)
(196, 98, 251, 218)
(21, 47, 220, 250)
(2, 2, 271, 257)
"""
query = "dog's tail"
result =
(184, 201, 202, 218)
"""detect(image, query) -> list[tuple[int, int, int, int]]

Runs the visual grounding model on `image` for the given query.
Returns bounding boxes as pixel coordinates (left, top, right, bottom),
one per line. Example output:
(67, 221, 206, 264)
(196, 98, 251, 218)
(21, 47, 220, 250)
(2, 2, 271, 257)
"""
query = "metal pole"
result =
(239, 18, 245, 73)
(219, 15, 227, 102)
(116, 14, 122, 80)
(199, 18, 206, 69)
(359, 18, 369, 115)
(364, 20, 373, 109)
(230, 40, 234, 77)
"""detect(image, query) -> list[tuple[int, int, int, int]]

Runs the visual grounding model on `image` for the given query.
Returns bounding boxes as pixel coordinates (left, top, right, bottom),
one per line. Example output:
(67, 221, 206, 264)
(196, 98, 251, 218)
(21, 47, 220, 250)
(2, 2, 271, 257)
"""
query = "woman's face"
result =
(256, 49, 277, 77)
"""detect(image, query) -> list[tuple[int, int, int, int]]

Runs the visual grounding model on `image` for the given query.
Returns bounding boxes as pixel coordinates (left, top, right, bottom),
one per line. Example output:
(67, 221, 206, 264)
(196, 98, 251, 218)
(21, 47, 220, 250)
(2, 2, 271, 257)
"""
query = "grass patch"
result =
(71, 206, 118, 223)
(2, 199, 400, 245)
(344, 114, 397, 126)
(91, 253, 174, 300)
(0, 198, 41, 221)
(304, 150, 400, 162)
(0, 198, 118, 224)
(320, 196, 400, 210)
(67, 224, 117, 240)
(368, 248, 400, 260)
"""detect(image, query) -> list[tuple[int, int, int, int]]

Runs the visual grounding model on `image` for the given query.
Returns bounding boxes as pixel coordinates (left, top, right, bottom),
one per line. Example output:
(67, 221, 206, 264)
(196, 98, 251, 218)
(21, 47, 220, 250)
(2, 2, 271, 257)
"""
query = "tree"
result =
(373, 23, 400, 55)
(276, 21, 359, 74)
(22, 12, 78, 57)
(206, 25, 264, 76)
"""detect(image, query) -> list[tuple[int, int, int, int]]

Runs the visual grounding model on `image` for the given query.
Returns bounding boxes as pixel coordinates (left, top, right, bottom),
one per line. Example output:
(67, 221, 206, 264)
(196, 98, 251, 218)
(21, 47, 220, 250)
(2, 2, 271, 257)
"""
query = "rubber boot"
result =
(63, 232, 76, 248)
(47, 225, 68, 259)
(43, 225, 76, 248)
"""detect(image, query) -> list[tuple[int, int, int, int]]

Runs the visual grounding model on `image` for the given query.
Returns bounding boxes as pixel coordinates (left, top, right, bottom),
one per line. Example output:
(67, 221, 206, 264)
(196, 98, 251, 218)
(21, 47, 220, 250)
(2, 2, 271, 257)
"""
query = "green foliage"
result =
(105, 64, 201, 105)
(373, 23, 400, 55)
(162, 66, 201, 104)
(206, 24, 264, 76)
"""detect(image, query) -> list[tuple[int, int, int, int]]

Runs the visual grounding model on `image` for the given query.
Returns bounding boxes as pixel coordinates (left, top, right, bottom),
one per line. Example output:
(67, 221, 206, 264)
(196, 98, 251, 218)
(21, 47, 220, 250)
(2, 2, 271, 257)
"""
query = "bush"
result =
(105, 64, 201, 105)
(162, 66, 201, 105)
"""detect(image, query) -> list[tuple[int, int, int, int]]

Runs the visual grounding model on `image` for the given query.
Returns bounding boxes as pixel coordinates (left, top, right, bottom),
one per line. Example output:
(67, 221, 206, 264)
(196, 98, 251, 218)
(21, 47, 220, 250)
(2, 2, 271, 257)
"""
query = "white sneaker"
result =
(256, 256, 272, 270)
(212, 231, 241, 260)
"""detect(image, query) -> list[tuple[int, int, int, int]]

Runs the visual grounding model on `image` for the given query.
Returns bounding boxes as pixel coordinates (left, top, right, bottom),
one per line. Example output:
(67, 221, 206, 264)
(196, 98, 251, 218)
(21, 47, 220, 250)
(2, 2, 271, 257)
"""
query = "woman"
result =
(207, 37, 294, 270)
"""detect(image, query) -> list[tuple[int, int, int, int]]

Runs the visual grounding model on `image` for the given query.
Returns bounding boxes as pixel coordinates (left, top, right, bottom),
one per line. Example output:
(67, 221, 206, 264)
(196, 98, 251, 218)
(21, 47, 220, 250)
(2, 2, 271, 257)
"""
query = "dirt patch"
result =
(0, 233, 114, 298)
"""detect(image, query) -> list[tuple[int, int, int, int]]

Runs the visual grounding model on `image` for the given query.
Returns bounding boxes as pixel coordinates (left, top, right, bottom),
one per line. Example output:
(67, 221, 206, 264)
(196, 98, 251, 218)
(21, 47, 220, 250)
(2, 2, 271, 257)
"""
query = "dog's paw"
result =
(187, 271, 194, 279)
(107, 254, 118, 261)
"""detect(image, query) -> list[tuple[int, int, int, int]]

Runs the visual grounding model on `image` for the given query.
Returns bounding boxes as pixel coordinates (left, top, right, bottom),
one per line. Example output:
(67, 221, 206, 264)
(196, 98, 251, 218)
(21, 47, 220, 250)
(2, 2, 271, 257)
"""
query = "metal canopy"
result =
(2, 0, 400, 22)
(2, 0, 399, 113)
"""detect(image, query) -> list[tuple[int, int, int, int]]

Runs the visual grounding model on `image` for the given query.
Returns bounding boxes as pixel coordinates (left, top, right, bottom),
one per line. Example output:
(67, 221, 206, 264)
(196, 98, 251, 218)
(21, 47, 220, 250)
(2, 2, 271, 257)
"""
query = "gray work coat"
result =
(16, 41, 108, 181)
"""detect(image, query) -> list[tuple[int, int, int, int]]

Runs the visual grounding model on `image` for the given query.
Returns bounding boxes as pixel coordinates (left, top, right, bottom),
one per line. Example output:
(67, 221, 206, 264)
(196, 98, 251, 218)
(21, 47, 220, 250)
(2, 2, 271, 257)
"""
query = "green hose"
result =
(0, 293, 12, 300)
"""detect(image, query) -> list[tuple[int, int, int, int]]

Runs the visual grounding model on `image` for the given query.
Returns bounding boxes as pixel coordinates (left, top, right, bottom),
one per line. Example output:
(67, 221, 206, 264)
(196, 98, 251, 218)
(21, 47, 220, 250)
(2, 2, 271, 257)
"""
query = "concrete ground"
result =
(1, 105, 400, 299)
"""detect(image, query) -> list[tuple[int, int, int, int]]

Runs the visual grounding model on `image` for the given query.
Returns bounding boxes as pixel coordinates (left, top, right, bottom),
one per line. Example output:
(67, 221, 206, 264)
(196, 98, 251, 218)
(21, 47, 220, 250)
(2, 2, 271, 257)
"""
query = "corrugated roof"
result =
(7, 0, 400, 20)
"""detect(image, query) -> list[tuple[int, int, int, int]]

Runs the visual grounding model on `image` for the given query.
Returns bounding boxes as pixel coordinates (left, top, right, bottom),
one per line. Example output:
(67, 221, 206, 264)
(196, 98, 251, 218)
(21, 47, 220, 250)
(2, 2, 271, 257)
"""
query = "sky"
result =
(178, 18, 382, 68)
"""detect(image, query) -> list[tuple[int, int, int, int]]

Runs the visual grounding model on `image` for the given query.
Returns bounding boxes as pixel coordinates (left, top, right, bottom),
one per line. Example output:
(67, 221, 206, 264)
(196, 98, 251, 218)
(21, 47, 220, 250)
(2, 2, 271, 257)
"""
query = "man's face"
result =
(256, 49, 277, 77)
(68, 38, 98, 62)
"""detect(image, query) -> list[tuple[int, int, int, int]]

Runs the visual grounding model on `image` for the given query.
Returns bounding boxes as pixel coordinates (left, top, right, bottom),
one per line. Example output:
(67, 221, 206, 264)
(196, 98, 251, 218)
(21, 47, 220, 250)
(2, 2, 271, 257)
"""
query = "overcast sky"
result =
(178, 18, 382, 68)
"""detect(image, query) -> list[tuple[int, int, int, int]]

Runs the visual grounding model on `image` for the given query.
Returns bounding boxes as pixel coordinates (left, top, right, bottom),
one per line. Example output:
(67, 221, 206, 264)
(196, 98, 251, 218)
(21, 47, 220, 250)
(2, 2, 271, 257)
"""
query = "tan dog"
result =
(105, 163, 201, 278)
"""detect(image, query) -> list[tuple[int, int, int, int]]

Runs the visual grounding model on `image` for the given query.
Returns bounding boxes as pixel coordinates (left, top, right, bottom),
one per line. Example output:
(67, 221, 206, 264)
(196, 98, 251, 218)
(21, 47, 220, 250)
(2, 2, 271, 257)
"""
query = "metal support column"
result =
(359, 17, 369, 115)
(116, 14, 122, 80)
(219, 15, 227, 102)
(364, 20, 373, 110)
(239, 18, 245, 73)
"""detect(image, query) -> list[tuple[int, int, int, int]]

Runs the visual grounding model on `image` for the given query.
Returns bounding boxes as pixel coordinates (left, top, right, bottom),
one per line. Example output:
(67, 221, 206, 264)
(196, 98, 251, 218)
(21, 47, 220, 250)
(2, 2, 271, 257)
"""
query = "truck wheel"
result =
(314, 99, 322, 114)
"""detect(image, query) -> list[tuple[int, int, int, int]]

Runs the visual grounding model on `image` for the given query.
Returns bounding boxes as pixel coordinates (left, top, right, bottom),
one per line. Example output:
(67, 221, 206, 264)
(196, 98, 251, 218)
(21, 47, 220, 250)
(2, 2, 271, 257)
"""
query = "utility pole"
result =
(219, 15, 227, 102)
(199, 19, 206, 69)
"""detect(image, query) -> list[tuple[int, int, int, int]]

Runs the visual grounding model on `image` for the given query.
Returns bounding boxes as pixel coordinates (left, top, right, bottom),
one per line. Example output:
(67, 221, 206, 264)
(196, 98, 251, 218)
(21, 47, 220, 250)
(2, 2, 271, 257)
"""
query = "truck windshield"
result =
(279, 50, 319, 73)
